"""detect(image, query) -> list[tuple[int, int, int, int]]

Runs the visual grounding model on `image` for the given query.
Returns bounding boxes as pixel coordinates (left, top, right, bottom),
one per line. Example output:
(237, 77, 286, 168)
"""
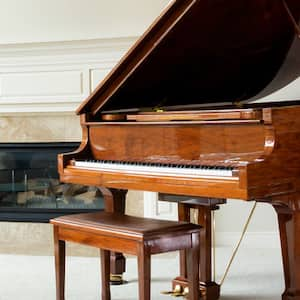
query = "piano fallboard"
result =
(87, 122, 266, 165)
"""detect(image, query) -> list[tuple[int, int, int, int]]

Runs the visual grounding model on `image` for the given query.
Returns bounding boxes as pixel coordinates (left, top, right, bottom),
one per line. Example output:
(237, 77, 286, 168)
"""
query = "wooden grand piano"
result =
(58, 0, 300, 299)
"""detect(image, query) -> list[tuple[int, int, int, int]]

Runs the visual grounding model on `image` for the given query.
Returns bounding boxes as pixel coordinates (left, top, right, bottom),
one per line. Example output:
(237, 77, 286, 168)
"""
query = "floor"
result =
(0, 245, 284, 300)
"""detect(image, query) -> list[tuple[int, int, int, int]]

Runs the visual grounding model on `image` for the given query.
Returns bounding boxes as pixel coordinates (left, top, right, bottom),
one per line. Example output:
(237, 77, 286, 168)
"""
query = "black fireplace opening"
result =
(0, 142, 104, 222)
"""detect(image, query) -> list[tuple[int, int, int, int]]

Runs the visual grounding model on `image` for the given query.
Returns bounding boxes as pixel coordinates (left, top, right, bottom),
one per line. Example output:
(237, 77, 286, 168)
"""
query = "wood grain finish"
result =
(59, 106, 300, 201)
(59, 104, 300, 300)
(126, 109, 262, 122)
(53, 226, 66, 300)
(51, 212, 201, 300)
(247, 106, 300, 198)
(100, 249, 111, 300)
(267, 193, 300, 300)
(99, 187, 127, 275)
(88, 123, 265, 164)
(62, 166, 243, 199)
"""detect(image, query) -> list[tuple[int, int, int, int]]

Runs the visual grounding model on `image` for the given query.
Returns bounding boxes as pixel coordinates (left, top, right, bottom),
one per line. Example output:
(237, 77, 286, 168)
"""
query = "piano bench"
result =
(50, 211, 201, 300)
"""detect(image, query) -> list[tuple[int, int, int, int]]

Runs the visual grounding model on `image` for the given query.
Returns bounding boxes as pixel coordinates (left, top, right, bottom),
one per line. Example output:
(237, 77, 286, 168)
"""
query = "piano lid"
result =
(77, 0, 300, 115)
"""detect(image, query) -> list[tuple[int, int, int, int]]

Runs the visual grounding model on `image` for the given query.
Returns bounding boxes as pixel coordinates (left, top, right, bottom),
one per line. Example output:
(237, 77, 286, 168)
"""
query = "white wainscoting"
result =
(0, 37, 137, 114)
(143, 192, 178, 220)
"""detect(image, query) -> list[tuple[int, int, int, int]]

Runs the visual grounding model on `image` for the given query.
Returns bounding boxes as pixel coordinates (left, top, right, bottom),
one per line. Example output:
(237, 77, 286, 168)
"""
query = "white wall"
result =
(0, 0, 171, 112)
(215, 201, 278, 233)
(0, 0, 170, 44)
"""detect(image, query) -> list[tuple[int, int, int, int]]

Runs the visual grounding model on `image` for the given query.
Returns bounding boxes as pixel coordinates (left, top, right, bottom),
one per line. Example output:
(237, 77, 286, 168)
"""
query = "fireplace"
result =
(0, 142, 104, 222)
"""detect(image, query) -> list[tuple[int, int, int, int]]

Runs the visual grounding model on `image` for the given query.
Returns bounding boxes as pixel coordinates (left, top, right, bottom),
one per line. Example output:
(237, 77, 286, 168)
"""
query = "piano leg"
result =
(178, 203, 190, 280)
(99, 187, 128, 284)
(273, 197, 300, 300)
(197, 205, 220, 300)
(173, 202, 220, 300)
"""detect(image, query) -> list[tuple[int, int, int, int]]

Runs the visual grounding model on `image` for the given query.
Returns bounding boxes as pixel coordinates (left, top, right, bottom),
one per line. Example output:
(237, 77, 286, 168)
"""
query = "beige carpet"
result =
(0, 245, 284, 300)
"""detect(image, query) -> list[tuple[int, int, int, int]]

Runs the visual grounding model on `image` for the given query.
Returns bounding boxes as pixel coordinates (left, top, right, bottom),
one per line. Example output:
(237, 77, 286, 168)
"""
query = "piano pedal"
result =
(109, 274, 127, 285)
(162, 284, 207, 298)
(161, 285, 189, 298)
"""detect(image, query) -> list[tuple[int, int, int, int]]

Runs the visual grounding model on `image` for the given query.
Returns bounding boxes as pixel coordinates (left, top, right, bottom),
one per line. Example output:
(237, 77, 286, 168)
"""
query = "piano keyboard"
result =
(73, 160, 234, 178)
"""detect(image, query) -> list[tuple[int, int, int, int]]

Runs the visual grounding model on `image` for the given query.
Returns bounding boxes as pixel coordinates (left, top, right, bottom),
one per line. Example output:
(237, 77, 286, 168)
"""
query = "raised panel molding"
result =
(0, 37, 137, 114)
(143, 192, 178, 221)
(1, 70, 83, 97)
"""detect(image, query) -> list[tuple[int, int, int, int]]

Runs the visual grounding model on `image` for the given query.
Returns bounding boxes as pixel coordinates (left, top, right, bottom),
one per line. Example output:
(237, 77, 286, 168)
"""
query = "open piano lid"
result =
(77, 0, 300, 116)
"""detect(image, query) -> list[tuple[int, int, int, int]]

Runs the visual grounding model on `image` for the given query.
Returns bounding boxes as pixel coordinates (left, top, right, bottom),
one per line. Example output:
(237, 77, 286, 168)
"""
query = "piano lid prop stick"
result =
(282, 0, 300, 39)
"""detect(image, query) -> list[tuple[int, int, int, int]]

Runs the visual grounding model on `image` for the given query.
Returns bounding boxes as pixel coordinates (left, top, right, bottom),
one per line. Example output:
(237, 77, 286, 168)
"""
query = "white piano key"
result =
(73, 160, 234, 178)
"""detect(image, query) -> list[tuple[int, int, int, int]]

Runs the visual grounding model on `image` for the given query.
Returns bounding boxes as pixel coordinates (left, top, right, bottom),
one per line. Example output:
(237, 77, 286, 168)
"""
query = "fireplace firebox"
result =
(0, 143, 104, 222)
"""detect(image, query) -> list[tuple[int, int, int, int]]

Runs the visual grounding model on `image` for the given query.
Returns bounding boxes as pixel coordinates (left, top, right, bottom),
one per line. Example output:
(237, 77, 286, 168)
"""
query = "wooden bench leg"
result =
(100, 187, 127, 281)
(100, 249, 111, 300)
(54, 226, 65, 300)
(187, 232, 200, 300)
(137, 244, 151, 300)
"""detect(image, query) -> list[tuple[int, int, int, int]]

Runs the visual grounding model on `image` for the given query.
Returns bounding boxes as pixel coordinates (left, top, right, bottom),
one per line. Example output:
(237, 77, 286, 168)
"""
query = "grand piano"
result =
(58, 0, 300, 299)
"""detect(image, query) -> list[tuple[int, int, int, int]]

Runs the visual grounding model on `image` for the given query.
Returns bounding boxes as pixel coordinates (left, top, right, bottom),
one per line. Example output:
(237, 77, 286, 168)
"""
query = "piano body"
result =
(58, 0, 300, 299)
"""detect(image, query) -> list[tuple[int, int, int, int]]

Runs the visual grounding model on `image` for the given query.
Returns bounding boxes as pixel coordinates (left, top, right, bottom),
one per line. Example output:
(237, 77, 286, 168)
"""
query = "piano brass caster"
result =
(199, 286, 206, 297)
(109, 274, 127, 285)
(161, 284, 189, 298)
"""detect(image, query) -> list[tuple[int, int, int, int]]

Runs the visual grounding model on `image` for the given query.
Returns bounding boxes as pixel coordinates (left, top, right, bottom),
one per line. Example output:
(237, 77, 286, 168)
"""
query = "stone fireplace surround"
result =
(0, 113, 143, 255)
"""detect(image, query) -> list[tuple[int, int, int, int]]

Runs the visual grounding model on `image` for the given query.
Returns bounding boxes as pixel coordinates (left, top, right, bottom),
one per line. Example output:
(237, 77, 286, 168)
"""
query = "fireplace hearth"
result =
(0, 143, 104, 222)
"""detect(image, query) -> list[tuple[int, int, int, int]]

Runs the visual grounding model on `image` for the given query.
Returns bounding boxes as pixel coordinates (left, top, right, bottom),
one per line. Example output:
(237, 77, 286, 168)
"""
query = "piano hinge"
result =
(282, 0, 300, 39)
(153, 107, 164, 113)
(233, 100, 243, 108)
